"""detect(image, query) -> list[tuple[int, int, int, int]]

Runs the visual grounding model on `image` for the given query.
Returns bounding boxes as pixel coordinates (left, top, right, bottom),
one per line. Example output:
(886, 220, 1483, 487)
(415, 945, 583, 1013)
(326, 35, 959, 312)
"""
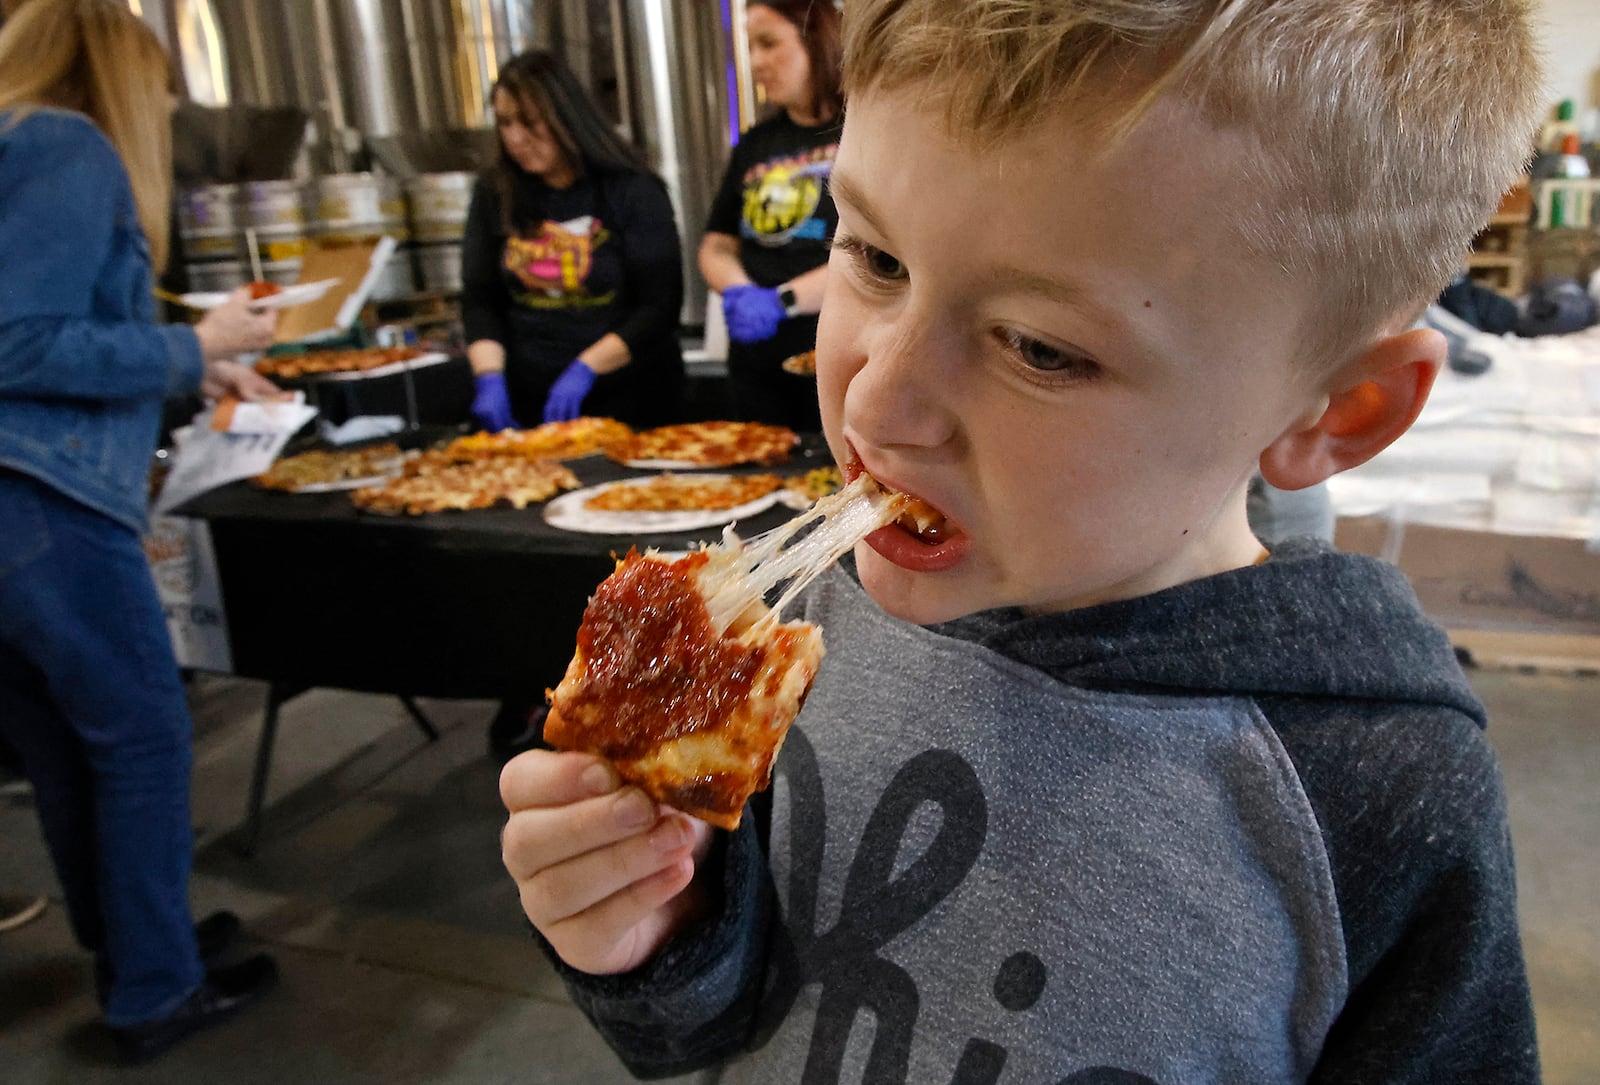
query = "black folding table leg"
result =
(397, 696, 440, 742)
(234, 681, 307, 857)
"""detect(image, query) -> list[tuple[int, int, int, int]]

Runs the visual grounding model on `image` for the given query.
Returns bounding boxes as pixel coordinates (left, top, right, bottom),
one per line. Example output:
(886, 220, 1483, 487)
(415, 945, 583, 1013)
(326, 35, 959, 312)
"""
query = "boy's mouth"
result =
(891, 491, 954, 543)
(842, 458, 968, 571)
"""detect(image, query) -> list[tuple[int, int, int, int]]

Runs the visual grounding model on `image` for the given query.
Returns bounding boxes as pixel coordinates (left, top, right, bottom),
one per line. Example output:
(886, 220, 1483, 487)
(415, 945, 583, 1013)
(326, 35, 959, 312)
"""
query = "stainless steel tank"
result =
(623, 0, 746, 324)
(203, 0, 542, 173)
(168, 0, 746, 322)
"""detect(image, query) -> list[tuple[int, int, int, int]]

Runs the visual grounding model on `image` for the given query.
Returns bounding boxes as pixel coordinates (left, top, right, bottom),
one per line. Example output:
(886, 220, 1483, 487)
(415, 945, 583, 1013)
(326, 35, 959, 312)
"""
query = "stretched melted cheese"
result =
(545, 476, 906, 828)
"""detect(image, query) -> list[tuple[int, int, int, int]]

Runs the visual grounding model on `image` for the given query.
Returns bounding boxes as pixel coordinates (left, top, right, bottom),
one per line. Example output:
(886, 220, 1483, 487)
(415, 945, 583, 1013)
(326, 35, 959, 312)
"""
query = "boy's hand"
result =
(500, 749, 713, 975)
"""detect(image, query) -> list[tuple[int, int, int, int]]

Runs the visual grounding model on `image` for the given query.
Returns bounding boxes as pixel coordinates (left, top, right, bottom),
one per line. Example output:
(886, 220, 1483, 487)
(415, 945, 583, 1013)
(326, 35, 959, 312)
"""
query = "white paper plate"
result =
(282, 469, 402, 494)
(620, 458, 729, 471)
(182, 278, 343, 310)
(253, 455, 405, 494)
(315, 351, 452, 382)
(544, 477, 782, 534)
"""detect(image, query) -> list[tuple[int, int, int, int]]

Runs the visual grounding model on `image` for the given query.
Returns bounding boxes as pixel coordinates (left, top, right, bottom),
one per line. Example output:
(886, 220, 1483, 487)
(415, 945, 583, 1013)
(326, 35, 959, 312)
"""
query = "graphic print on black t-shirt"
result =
(503, 215, 617, 310)
(740, 147, 836, 247)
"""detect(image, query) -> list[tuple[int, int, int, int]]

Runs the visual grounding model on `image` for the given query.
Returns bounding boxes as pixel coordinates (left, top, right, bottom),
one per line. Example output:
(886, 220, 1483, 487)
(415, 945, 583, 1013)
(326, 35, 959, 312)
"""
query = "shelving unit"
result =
(1465, 214, 1529, 297)
(1466, 180, 1532, 298)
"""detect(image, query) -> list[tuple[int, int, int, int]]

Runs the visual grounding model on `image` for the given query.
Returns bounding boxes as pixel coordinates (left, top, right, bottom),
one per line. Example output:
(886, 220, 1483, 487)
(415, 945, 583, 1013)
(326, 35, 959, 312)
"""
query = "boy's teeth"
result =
(896, 498, 949, 542)
(855, 465, 951, 542)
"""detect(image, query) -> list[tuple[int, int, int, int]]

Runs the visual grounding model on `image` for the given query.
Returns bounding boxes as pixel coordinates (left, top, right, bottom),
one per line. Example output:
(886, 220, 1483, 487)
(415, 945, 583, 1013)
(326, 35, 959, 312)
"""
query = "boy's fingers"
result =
(542, 857, 698, 975)
(515, 812, 697, 925)
(499, 749, 617, 812)
(500, 785, 660, 880)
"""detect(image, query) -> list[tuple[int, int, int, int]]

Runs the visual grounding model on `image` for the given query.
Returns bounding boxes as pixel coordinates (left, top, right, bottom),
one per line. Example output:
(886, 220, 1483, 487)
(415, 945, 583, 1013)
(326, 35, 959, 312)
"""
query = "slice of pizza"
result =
(351, 454, 578, 515)
(544, 474, 916, 829)
(252, 443, 403, 492)
(583, 473, 784, 513)
(446, 418, 634, 461)
(603, 420, 799, 468)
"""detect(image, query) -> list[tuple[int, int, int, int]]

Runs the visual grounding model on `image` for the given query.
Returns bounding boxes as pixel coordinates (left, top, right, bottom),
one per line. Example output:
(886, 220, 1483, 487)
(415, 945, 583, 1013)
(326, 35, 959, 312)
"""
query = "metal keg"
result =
(184, 260, 248, 294)
(311, 173, 408, 242)
(241, 179, 305, 231)
(406, 172, 475, 242)
(241, 180, 308, 272)
(310, 173, 411, 299)
(239, 180, 307, 287)
(177, 183, 243, 262)
(406, 172, 473, 292)
(413, 243, 462, 292)
(367, 247, 418, 301)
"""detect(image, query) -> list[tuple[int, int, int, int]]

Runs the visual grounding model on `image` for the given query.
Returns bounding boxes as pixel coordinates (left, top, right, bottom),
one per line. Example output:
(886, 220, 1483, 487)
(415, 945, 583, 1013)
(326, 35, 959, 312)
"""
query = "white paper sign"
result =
(143, 515, 233, 672)
(154, 394, 318, 513)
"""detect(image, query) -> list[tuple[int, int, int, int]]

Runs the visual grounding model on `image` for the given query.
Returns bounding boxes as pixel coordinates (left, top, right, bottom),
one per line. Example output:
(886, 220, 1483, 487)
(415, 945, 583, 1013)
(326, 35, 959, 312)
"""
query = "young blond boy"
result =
(500, 1, 1544, 1080)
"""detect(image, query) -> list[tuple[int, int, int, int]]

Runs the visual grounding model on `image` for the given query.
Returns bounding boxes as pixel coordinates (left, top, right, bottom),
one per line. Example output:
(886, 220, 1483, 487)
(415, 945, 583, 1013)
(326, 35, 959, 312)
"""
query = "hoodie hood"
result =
(933, 538, 1486, 728)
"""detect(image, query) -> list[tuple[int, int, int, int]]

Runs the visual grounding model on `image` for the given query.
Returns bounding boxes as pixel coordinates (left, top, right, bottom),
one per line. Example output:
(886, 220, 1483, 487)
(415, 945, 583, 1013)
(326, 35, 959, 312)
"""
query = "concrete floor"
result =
(1, 666, 1595, 1082)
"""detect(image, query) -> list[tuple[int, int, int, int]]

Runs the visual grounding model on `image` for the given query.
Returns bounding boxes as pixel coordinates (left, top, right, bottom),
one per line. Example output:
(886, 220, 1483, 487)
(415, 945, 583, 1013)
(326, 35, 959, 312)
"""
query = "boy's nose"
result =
(843, 311, 960, 452)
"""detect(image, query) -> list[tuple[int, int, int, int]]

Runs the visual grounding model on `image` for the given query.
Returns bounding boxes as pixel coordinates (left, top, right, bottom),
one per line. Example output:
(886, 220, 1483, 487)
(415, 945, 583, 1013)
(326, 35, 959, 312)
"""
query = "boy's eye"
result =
(834, 234, 907, 283)
(863, 245, 906, 281)
(999, 329, 1101, 378)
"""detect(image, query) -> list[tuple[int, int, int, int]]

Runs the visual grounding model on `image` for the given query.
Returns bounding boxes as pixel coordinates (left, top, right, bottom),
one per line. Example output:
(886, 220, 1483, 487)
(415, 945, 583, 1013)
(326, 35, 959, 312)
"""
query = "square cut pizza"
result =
(603, 420, 799, 468)
(545, 474, 923, 829)
(445, 418, 633, 461)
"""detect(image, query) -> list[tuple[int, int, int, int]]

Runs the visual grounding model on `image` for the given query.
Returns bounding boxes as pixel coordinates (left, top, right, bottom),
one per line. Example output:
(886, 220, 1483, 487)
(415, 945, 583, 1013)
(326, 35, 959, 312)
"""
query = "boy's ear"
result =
(1259, 327, 1445, 491)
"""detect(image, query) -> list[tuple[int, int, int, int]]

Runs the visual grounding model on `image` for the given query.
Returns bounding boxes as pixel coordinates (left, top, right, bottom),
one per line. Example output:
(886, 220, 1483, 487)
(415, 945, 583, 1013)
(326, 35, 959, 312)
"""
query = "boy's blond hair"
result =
(842, 0, 1543, 369)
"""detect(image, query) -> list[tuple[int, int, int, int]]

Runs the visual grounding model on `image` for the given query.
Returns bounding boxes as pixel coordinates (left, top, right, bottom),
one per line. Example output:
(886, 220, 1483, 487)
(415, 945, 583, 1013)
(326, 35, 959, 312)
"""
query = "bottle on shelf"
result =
(1540, 98, 1580, 153)
(1547, 133, 1591, 228)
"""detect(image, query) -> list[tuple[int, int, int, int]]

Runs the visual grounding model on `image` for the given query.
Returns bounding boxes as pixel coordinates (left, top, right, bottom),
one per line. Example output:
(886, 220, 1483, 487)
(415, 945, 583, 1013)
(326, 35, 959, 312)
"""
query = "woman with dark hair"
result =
(699, 0, 843, 431)
(462, 49, 686, 431)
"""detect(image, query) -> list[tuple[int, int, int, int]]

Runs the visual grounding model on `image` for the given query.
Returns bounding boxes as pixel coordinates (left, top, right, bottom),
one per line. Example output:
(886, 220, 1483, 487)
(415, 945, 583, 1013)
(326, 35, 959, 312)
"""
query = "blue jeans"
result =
(0, 470, 203, 1026)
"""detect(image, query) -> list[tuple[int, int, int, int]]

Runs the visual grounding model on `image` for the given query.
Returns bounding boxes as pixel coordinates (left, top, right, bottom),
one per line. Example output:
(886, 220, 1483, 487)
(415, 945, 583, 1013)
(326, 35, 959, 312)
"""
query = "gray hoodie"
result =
(545, 539, 1537, 1084)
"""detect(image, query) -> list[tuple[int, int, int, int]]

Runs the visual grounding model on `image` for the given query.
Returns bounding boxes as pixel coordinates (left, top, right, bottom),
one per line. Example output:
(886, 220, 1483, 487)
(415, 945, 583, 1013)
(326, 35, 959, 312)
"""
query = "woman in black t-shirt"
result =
(699, 0, 843, 432)
(462, 51, 685, 431)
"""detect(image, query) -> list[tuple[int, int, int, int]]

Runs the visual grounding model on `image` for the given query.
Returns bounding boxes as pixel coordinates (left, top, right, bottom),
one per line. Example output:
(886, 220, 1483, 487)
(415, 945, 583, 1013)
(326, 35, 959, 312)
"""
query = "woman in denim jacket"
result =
(0, 0, 281, 1061)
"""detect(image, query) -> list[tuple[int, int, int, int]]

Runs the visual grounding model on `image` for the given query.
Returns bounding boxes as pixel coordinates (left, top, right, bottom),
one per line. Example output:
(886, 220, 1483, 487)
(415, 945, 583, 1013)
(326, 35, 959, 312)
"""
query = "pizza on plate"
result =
(351, 451, 579, 515)
(544, 474, 918, 829)
(583, 473, 783, 513)
(252, 443, 403, 492)
(783, 465, 843, 503)
(780, 350, 816, 376)
(256, 346, 424, 381)
(603, 421, 798, 468)
(446, 418, 633, 461)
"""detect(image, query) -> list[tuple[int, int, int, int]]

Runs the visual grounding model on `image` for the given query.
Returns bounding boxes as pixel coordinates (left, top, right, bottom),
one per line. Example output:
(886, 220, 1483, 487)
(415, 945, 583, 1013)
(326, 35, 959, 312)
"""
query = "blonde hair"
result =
(0, 0, 176, 271)
(843, 0, 1544, 368)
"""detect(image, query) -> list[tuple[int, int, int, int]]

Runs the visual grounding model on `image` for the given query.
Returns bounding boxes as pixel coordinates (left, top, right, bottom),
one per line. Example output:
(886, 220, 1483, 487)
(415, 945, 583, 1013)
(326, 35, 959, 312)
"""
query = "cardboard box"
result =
(1336, 516, 1600, 669)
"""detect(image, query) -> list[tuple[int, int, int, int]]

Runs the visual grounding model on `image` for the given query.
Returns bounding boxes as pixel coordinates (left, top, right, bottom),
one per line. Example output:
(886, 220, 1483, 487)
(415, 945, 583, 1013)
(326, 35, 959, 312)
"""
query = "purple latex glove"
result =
(722, 284, 786, 343)
(542, 359, 598, 423)
(471, 371, 519, 432)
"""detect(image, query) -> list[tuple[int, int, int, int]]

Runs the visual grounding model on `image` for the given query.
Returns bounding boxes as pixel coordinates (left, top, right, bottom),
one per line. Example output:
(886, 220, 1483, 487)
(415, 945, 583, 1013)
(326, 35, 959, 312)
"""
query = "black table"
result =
(176, 430, 833, 850)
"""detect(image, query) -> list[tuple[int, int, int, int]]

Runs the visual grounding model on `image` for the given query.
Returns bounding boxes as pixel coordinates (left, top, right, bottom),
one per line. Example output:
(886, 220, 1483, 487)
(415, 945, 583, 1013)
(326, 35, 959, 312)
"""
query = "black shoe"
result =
(95, 910, 246, 1009)
(112, 953, 278, 1063)
(489, 704, 550, 765)
(194, 910, 242, 961)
